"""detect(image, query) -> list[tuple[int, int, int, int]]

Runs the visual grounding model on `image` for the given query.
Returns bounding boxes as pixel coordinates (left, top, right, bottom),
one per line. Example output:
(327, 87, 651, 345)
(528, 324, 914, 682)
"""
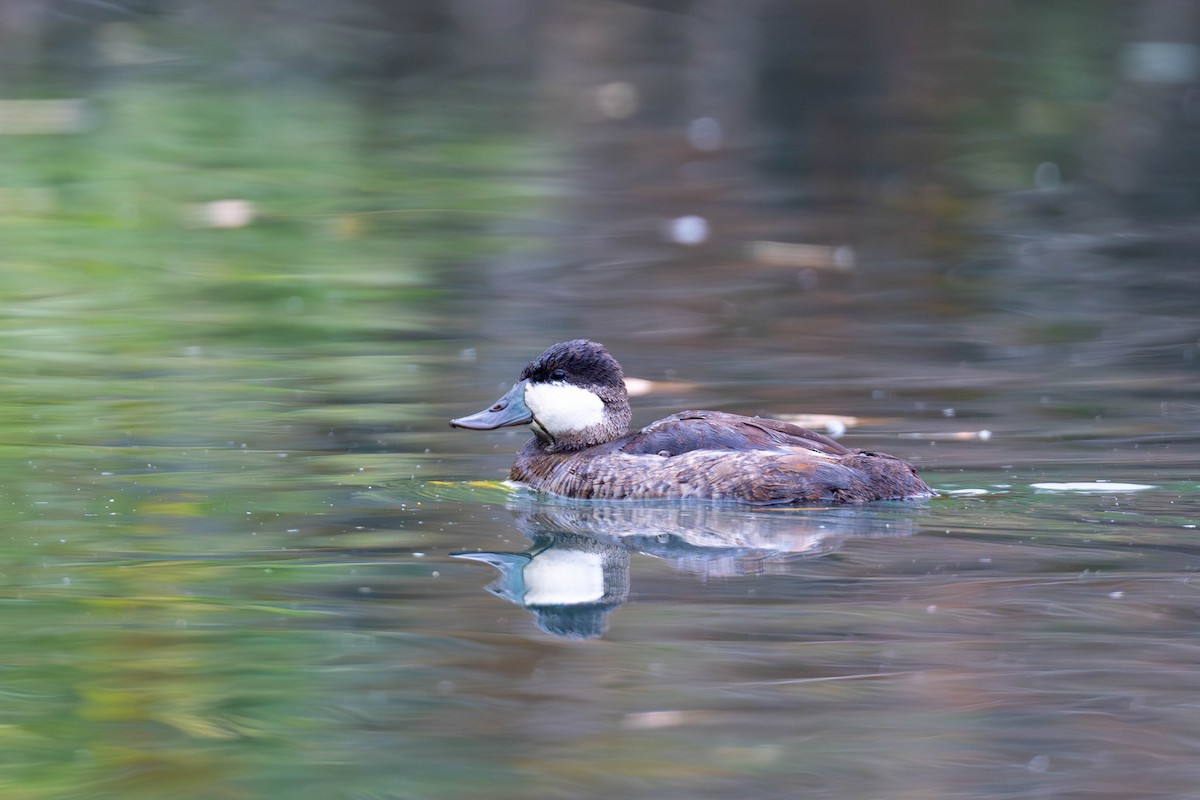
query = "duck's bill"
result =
(450, 380, 533, 430)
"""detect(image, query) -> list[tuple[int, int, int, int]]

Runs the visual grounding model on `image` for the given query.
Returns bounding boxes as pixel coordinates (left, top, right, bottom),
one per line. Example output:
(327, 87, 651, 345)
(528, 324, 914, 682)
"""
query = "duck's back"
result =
(617, 410, 851, 458)
(511, 411, 932, 504)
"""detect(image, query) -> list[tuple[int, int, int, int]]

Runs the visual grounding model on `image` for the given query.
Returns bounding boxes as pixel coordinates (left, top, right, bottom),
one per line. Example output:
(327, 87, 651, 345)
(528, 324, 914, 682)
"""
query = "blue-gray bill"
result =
(450, 380, 532, 430)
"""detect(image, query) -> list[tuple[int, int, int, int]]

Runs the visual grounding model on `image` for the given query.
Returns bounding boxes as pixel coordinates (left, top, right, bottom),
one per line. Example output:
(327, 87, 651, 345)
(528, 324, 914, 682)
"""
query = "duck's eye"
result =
(549, 369, 566, 381)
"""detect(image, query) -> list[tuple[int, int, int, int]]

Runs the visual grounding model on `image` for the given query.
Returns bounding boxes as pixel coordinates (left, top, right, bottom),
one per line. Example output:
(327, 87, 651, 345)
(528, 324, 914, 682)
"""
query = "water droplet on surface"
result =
(1034, 161, 1061, 190)
(667, 215, 709, 245)
(594, 81, 638, 119)
(686, 116, 722, 151)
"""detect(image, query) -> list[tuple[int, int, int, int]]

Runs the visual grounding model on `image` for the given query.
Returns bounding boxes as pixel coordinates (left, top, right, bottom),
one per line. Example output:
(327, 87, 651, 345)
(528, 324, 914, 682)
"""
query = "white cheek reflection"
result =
(523, 382, 605, 435)
(522, 549, 605, 605)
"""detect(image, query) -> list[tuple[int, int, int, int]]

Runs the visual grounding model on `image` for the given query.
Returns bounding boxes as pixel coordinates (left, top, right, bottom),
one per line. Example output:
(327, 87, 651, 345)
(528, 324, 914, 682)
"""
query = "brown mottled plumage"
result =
(451, 340, 932, 504)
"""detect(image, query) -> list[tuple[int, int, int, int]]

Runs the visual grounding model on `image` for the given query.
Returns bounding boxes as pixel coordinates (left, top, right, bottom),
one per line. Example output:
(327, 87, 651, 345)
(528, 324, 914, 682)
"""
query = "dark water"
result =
(3, 3, 1200, 799)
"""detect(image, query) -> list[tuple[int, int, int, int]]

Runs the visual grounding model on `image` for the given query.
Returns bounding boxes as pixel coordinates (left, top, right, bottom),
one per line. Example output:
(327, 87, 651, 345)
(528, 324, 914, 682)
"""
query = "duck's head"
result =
(450, 339, 632, 452)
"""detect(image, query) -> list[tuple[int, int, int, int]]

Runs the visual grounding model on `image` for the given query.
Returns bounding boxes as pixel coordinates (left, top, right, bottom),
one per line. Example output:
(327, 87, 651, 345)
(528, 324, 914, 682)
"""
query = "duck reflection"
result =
(454, 500, 916, 639)
(456, 530, 629, 640)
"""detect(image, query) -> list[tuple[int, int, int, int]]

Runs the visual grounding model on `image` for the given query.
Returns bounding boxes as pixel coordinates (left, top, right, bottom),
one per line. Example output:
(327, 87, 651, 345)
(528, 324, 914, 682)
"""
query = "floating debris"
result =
(0, 99, 89, 134)
(622, 710, 704, 730)
(1030, 482, 1155, 492)
(776, 413, 859, 437)
(899, 430, 993, 441)
(749, 240, 855, 272)
(623, 377, 699, 397)
(192, 199, 257, 229)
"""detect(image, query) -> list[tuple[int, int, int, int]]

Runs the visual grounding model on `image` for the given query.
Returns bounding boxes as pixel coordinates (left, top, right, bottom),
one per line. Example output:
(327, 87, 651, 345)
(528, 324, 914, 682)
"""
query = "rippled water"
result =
(4, 5, 1200, 799)
(10, 384, 1197, 798)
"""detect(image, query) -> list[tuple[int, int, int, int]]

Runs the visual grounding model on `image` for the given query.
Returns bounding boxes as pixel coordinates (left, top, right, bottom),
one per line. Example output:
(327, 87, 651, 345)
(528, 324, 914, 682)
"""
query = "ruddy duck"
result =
(450, 339, 932, 504)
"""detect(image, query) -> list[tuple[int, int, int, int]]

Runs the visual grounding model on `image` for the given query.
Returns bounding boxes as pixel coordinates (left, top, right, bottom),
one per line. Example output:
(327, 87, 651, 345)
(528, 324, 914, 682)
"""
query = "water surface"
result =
(3, 4, 1200, 799)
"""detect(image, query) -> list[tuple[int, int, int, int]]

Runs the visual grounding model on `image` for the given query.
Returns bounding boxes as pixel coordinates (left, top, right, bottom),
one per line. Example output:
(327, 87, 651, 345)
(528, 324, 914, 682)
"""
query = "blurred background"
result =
(4, 0, 1198, 451)
(2, 1, 1200, 799)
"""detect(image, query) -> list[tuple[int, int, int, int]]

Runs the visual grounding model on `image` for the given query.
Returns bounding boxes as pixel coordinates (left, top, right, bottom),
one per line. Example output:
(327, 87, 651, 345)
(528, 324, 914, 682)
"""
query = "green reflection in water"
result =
(0, 79, 541, 799)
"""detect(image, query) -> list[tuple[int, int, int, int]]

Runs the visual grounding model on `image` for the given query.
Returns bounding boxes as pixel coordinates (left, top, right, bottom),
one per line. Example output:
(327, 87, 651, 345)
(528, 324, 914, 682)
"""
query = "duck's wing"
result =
(617, 410, 852, 458)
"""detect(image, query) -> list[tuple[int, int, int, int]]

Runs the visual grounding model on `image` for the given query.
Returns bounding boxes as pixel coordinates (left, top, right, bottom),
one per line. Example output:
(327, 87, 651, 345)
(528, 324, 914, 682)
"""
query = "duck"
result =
(450, 339, 933, 504)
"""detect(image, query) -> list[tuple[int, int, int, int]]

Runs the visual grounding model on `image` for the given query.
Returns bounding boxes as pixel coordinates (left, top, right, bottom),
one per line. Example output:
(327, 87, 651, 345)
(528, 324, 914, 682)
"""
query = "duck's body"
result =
(451, 340, 932, 505)
(510, 410, 930, 503)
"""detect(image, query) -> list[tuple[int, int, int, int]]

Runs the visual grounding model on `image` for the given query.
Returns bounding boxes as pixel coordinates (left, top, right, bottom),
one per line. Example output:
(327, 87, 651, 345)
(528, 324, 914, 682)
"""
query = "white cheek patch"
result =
(523, 382, 606, 436)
